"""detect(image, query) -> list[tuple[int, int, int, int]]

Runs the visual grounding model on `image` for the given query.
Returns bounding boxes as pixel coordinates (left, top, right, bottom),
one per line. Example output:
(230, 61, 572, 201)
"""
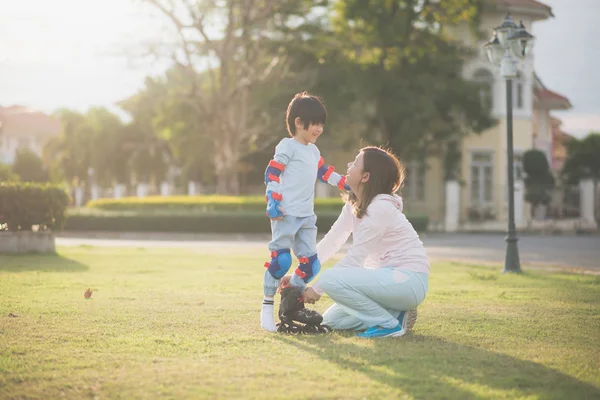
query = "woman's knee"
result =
(315, 268, 338, 292)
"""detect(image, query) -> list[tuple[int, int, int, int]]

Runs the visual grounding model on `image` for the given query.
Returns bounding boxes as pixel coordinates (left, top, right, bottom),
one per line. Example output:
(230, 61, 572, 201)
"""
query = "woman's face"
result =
(346, 151, 369, 193)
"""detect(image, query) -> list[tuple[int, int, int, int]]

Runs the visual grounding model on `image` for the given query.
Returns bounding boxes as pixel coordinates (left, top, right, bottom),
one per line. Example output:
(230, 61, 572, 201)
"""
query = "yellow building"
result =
(316, 0, 572, 231)
(399, 0, 571, 230)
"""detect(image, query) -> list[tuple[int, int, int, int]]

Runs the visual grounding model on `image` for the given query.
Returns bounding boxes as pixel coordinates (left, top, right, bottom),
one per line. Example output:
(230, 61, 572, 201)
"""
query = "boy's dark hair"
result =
(285, 91, 327, 136)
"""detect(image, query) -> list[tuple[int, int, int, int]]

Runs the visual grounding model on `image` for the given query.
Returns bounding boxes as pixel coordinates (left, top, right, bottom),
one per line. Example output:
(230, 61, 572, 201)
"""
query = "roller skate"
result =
(276, 286, 332, 334)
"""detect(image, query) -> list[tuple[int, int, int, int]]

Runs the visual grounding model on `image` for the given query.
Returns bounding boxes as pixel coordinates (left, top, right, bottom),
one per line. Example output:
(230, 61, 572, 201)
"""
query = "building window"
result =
(470, 151, 493, 204)
(514, 71, 524, 109)
(473, 68, 494, 110)
(504, 152, 525, 204)
(402, 161, 426, 201)
(513, 153, 523, 181)
(516, 82, 523, 108)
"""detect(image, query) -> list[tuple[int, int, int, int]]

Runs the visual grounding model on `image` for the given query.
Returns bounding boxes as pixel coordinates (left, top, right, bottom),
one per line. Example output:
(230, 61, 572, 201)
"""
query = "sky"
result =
(0, 0, 168, 119)
(532, 0, 600, 137)
(1, 0, 599, 137)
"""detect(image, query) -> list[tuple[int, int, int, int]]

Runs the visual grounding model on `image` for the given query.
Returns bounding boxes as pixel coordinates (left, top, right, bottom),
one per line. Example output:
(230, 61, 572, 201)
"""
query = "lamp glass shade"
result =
(495, 14, 517, 46)
(484, 35, 504, 66)
(508, 21, 535, 58)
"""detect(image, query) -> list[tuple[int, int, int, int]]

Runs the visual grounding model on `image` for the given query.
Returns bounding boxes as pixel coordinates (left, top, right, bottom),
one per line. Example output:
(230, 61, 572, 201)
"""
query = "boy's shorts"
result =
(269, 214, 317, 258)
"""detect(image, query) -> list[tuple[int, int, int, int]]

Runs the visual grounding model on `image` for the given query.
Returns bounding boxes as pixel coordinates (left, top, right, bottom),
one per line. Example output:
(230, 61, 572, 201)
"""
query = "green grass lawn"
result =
(1, 247, 599, 400)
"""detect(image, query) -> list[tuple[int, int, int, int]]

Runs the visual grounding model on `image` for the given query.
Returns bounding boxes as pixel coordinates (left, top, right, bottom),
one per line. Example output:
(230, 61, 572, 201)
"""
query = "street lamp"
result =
(484, 14, 535, 273)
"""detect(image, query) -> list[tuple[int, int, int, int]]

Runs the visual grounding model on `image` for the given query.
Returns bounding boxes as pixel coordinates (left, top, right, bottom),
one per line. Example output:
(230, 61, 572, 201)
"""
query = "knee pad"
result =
(264, 249, 292, 279)
(294, 254, 321, 284)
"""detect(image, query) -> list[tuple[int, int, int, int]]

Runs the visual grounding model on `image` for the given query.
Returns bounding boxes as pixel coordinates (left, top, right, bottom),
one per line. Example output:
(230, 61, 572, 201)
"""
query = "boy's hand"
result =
(271, 206, 285, 221)
(266, 191, 284, 219)
(278, 275, 292, 291)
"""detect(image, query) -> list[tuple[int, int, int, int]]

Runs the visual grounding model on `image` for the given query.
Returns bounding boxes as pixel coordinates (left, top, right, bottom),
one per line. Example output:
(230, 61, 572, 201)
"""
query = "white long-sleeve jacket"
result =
(312, 194, 430, 295)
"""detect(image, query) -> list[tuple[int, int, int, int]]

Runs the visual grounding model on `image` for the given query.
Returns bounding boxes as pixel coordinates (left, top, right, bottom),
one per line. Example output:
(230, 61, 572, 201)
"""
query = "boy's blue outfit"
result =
(263, 138, 347, 296)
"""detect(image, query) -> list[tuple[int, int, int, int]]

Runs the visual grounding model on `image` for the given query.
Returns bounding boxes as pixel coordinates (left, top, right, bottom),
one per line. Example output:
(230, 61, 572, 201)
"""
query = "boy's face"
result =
(295, 118, 323, 145)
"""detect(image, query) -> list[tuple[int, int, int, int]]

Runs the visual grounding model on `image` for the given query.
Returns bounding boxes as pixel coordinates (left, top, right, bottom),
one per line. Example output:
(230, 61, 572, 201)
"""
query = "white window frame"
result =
(504, 150, 525, 204)
(473, 68, 494, 110)
(470, 150, 494, 205)
(514, 71, 524, 110)
(402, 161, 426, 202)
(513, 151, 524, 181)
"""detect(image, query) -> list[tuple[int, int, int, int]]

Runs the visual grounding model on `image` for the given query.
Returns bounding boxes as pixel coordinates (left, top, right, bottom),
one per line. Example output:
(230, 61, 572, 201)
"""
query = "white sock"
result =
(261, 297, 277, 332)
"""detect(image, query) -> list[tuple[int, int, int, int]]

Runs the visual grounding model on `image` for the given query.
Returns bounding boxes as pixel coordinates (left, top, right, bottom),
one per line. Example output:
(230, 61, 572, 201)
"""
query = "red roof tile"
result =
(0, 106, 61, 137)
(535, 88, 571, 109)
(492, 0, 553, 17)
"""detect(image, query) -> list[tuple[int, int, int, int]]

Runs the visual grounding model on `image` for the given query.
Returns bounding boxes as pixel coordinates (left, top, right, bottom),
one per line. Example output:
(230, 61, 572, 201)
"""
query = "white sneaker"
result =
(399, 309, 418, 334)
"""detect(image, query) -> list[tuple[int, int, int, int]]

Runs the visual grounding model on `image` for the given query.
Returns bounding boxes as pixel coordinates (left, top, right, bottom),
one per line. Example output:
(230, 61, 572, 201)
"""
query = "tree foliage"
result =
(325, 0, 494, 167)
(0, 163, 20, 183)
(562, 133, 600, 184)
(523, 149, 554, 208)
(12, 149, 49, 183)
(45, 1, 495, 193)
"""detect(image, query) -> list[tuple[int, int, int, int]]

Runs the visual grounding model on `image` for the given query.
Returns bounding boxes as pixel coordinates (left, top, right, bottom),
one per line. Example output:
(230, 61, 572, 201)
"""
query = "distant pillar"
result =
(580, 179, 596, 225)
(136, 183, 149, 198)
(444, 180, 460, 232)
(514, 180, 525, 227)
(160, 181, 170, 197)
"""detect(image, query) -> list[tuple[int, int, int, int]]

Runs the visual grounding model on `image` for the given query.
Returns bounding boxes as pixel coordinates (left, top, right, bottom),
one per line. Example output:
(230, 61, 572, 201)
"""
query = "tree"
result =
(562, 132, 600, 184)
(44, 108, 128, 187)
(325, 0, 495, 170)
(140, 0, 325, 194)
(0, 163, 20, 182)
(120, 68, 213, 186)
(523, 149, 555, 218)
(44, 109, 91, 185)
(85, 108, 129, 186)
(12, 149, 49, 183)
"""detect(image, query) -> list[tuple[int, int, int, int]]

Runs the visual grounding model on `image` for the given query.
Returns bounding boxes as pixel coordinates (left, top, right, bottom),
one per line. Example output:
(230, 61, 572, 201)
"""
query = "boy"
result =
(261, 91, 348, 332)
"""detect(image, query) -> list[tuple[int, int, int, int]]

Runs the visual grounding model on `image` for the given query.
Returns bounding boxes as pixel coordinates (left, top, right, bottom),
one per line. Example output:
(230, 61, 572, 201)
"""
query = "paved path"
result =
(56, 232, 600, 270)
(421, 233, 599, 270)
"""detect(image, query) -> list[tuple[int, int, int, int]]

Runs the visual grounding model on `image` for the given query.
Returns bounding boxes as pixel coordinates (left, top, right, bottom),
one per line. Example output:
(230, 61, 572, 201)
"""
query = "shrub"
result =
(0, 163, 20, 182)
(79, 195, 429, 233)
(64, 210, 429, 234)
(523, 149, 555, 210)
(87, 195, 347, 213)
(12, 148, 49, 183)
(0, 182, 70, 232)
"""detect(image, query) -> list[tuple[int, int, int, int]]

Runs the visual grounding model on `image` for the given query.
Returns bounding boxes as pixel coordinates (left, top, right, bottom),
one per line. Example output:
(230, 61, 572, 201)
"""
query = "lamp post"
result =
(484, 14, 534, 273)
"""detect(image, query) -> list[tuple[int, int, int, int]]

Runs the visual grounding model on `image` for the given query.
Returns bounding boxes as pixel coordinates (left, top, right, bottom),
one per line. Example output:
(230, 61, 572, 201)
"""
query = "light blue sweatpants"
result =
(318, 267, 428, 330)
(263, 214, 318, 296)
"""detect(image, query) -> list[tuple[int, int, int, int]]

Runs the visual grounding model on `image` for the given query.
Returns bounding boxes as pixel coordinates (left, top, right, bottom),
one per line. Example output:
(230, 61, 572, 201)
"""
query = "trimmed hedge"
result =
(0, 182, 70, 232)
(87, 195, 346, 213)
(77, 196, 429, 233)
(64, 211, 429, 233)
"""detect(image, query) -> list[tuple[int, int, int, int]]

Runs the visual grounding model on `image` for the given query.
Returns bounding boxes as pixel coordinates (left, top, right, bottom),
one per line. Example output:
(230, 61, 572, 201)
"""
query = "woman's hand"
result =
(302, 287, 321, 304)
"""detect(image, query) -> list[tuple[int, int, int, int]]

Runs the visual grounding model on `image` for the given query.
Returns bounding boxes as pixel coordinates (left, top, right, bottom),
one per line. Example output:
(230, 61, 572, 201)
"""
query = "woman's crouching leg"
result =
(318, 269, 366, 330)
(317, 267, 398, 330)
(322, 304, 369, 331)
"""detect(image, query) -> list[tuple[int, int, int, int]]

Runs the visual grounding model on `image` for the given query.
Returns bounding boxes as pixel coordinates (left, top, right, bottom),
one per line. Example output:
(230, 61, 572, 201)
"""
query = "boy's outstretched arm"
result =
(317, 157, 349, 191)
(264, 142, 292, 219)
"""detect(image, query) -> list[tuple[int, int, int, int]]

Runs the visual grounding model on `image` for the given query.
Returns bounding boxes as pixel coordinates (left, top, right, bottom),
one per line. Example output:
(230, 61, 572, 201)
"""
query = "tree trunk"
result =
(214, 145, 240, 195)
(215, 167, 240, 195)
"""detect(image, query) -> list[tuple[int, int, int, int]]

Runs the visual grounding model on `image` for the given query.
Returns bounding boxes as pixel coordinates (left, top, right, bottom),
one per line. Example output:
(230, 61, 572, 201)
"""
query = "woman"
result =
(296, 146, 430, 338)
